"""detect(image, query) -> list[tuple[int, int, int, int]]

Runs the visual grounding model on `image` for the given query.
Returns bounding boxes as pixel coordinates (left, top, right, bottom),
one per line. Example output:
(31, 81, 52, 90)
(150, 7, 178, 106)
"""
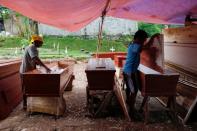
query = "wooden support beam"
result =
(114, 76, 131, 121)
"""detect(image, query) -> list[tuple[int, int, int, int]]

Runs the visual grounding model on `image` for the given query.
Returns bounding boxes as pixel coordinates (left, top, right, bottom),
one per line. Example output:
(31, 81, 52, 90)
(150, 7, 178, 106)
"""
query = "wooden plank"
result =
(184, 97, 197, 124)
(114, 76, 131, 121)
(163, 26, 197, 73)
(27, 95, 66, 116)
(177, 82, 197, 99)
(0, 61, 21, 79)
(163, 25, 197, 43)
(164, 44, 197, 73)
(95, 91, 113, 116)
(0, 59, 21, 64)
(0, 64, 22, 120)
(92, 52, 127, 60)
(164, 64, 197, 123)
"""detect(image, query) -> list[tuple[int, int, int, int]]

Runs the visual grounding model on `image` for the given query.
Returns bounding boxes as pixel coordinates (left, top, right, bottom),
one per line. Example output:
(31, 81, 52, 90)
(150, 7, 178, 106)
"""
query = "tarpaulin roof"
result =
(0, 0, 197, 31)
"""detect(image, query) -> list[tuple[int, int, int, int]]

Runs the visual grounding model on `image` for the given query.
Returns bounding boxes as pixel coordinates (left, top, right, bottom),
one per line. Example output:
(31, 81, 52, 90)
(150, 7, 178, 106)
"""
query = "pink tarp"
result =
(0, 0, 197, 31)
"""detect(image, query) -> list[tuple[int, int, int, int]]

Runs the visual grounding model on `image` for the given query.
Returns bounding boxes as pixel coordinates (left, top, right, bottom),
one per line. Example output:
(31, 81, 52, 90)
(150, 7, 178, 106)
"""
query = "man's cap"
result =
(31, 35, 43, 43)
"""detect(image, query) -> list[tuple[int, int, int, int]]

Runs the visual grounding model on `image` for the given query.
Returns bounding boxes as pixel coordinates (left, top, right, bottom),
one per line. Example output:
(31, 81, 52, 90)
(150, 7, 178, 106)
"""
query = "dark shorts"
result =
(123, 72, 141, 94)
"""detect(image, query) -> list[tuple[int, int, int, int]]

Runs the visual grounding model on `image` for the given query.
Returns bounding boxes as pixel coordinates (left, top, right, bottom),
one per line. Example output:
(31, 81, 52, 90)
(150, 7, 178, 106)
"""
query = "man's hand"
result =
(33, 57, 51, 73)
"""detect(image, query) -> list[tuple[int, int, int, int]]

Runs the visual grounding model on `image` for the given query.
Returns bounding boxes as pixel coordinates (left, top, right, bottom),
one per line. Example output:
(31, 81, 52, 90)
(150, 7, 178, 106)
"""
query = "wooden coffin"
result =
(85, 58, 116, 90)
(114, 55, 126, 78)
(114, 55, 126, 68)
(23, 61, 74, 97)
(138, 64, 179, 97)
(92, 52, 127, 60)
(163, 25, 197, 123)
(0, 59, 22, 120)
(23, 60, 74, 116)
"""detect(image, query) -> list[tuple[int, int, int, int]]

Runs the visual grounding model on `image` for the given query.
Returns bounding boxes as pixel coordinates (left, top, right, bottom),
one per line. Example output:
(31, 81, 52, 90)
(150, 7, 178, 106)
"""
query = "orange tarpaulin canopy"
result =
(0, 0, 196, 31)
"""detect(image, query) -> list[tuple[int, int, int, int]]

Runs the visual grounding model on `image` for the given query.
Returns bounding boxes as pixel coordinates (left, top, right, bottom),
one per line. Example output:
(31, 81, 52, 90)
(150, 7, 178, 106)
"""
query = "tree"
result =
(0, 6, 39, 36)
(0, 6, 9, 32)
(138, 22, 165, 36)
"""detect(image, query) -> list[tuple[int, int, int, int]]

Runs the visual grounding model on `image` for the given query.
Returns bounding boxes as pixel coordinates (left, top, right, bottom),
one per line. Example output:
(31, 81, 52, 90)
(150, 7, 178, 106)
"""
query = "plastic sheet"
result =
(0, 0, 196, 31)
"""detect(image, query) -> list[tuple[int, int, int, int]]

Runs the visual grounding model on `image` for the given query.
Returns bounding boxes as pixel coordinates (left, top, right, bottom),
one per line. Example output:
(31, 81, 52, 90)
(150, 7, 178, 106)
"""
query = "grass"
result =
(0, 36, 127, 59)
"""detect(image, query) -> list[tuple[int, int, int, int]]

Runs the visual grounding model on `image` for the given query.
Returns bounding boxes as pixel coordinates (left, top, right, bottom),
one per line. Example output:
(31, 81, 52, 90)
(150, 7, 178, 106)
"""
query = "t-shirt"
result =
(19, 44, 38, 73)
(123, 43, 141, 74)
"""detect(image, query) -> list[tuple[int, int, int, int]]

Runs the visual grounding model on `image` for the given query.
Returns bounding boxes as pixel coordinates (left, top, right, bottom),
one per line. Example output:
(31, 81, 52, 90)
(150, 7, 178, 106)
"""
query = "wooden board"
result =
(0, 60, 22, 120)
(92, 52, 127, 60)
(27, 96, 66, 116)
(164, 43, 197, 74)
(163, 25, 197, 73)
(184, 97, 197, 124)
(0, 60, 21, 79)
(114, 76, 131, 121)
(163, 25, 197, 44)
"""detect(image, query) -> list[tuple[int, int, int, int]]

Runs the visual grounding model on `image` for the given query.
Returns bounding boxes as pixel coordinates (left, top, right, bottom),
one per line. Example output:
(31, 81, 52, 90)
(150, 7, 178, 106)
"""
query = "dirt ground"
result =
(0, 62, 196, 131)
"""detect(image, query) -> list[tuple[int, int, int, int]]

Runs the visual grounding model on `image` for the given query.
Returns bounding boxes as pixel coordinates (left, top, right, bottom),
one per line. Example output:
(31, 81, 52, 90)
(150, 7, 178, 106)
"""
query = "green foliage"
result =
(0, 6, 10, 19)
(0, 6, 36, 38)
(0, 36, 127, 59)
(15, 16, 34, 38)
(42, 35, 126, 52)
(0, 36, 22, 47)
(115, 34, 133, 47)
(138, 22, 165, 36)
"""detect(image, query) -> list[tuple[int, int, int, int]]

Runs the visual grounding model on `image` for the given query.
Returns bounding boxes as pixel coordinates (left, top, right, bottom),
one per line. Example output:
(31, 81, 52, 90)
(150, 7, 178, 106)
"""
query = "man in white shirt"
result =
(20, 35, 51, 109)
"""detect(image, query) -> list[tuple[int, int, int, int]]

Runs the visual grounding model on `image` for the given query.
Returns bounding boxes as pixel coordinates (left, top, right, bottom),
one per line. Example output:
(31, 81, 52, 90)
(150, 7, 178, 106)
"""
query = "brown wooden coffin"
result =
(23, 60, 74, 116)
(0, 60, 22, 120)
(138, 64, 179, 97)
(23, 61, 74, 97)
(85, 58, 116, 90)
(92, 52, 127, 60)
(114, 55, 126, 68)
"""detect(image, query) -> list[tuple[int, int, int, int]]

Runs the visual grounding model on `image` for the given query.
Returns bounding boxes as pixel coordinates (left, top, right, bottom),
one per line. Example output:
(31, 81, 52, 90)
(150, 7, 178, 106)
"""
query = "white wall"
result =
(38, 17, 138, 36)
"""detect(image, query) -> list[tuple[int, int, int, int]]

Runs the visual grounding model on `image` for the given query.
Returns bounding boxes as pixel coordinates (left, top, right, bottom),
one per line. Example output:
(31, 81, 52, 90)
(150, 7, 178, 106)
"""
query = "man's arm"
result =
(32, 56, 51, 72)
(143, 33, 160, 49)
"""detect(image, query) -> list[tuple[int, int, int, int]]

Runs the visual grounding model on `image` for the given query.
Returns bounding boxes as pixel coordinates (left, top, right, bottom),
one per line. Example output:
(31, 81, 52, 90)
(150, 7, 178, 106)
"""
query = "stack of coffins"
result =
(0, 59, 22, 120)
(22, 60, 75, 116)
(163, 25, 197, 124)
